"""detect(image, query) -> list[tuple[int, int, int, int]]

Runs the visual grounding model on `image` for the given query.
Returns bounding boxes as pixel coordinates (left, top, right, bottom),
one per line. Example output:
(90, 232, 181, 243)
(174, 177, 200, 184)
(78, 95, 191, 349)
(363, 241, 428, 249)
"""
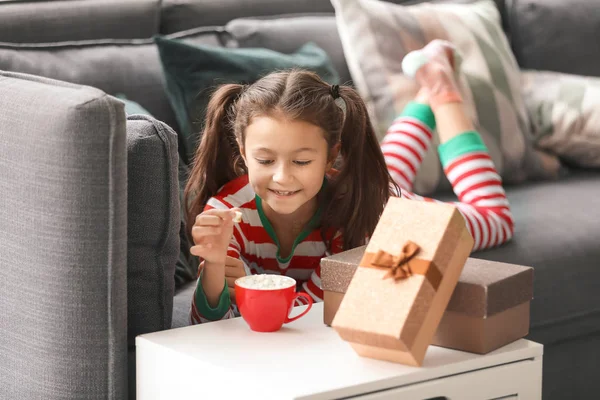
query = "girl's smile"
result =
(269, 189, 301, 197)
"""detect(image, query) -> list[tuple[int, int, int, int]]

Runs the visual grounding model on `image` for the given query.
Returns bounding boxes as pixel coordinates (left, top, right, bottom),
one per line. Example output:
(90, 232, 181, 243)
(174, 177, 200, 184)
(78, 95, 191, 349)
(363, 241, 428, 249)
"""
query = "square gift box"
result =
(330, 197, 474, 366)
(322, 248, 533, 354)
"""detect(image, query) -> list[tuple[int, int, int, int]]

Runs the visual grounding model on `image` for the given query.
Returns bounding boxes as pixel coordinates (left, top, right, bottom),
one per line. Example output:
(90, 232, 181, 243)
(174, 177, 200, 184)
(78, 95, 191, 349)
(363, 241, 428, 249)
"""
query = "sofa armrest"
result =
(0, 71, 128, 399)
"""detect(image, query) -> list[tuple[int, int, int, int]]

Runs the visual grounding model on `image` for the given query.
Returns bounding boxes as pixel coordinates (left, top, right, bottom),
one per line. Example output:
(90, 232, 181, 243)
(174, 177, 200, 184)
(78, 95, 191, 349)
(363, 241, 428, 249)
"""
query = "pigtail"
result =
(184, 84, 246, 239)
(321, 86, 399, 251)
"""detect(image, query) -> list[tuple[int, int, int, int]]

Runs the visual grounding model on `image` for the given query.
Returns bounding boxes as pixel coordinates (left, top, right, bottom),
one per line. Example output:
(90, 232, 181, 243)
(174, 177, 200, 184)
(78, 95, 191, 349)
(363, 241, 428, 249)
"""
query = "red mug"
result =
(235, 274, 313, 332)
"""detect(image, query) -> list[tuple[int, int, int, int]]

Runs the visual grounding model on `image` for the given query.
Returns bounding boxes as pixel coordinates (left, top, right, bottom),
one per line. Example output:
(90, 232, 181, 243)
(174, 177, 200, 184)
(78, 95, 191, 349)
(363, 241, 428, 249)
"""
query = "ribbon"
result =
(362, 241, 442, 289)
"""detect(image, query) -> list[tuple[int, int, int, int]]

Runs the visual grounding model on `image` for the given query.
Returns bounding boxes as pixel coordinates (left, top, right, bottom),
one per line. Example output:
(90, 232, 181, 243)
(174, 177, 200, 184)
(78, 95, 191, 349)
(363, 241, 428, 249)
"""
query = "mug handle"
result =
(284, 293, 313, 324)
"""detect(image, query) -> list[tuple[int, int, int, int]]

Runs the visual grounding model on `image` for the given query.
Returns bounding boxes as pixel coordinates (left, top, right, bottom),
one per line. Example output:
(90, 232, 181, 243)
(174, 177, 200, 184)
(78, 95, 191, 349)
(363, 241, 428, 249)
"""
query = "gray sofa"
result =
(0, 0, 598, 399)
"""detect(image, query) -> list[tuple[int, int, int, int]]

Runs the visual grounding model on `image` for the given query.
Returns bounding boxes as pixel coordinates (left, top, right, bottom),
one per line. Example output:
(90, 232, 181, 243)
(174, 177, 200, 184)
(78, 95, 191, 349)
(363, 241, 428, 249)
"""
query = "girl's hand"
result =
(225, 256, 247, 305)
(190, 208, 241, 264)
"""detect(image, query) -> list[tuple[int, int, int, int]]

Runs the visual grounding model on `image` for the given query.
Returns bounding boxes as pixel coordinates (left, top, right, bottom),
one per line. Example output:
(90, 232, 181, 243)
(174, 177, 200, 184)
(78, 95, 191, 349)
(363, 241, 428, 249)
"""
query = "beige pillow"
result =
(522, 70, 600, 168)
(332, 0, 560, 194)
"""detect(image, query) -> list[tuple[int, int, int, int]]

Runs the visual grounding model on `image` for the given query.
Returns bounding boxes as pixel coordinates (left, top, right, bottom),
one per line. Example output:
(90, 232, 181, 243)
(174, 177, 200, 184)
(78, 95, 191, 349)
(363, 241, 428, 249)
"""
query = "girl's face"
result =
(239, 115, 338, 217)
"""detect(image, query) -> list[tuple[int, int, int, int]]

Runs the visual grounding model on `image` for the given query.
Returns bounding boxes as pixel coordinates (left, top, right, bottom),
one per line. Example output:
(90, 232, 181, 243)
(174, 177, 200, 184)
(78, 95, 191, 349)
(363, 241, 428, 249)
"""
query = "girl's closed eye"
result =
(256, 159, 274, 165)
(294, 160, 312, 166)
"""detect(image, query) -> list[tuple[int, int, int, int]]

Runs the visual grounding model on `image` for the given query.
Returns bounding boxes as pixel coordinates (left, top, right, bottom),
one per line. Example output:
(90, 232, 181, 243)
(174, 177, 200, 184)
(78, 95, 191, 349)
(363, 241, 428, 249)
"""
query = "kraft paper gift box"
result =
(322, 248, 534, 354)
(331, 197, 474, 366)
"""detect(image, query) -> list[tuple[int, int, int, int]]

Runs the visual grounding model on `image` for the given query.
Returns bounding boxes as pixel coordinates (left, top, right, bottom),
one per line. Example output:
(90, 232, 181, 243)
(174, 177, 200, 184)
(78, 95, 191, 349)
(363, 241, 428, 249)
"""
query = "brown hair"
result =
(184, 69, 399, 251)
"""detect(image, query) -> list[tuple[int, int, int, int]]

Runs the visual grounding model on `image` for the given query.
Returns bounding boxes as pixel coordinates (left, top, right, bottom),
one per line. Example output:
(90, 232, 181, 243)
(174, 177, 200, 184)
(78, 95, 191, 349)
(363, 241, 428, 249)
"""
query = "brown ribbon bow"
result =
(370, 241, 421, 281)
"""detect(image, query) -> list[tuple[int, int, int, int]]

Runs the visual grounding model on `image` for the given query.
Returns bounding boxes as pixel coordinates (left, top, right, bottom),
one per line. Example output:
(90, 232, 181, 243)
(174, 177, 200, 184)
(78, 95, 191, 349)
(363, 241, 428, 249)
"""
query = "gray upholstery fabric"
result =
(227, 15, 353, 85)
(159, 0, 431, 33)
(507, 0, 600, 77)
(160, 0, 336, 32)
(438, 170, 600, 344)
(172, 281, 195, 329)
(541, 332, 600, 400)
(0, 28, 229, 134)
(0, 71, 127, 399)
(125, 115, 179, 347)
(0, 0, 160, 43)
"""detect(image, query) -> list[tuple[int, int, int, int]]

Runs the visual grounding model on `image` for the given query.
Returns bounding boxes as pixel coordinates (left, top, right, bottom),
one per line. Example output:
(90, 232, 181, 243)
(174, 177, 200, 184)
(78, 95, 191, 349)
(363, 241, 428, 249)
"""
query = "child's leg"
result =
(397, 40, 514, 251)
(381, 90, 436, 192)
(436, 106, 514, 251)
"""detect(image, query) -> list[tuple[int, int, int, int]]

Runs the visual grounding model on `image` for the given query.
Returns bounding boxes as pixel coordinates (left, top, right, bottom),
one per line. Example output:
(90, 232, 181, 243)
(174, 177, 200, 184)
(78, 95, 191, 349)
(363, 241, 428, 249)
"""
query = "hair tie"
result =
(330, 84, 340, 99)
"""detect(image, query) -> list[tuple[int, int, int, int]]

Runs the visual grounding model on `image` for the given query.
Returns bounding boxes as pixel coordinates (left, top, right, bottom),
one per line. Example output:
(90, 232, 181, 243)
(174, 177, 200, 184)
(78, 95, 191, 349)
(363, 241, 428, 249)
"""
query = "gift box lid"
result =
(320, 245, 366, 293)
(447, 258, 533, 318)
(321, 247, 533, 318)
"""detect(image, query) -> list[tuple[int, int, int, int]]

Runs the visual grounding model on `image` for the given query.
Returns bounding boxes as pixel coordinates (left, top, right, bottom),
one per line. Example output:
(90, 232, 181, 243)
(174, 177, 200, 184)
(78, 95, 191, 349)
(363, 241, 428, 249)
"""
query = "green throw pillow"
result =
(154, 36, 340, 166)
(115, 93, 152, 116)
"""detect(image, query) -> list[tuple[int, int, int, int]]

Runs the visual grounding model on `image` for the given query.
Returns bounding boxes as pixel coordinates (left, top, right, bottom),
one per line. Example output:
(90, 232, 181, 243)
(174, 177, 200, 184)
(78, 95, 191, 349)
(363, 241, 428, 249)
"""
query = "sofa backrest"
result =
(0, 28, 231, 133)
(0, 0, 161, 42)
(506, 0, 600, 78)
(159, 0, 509, 33)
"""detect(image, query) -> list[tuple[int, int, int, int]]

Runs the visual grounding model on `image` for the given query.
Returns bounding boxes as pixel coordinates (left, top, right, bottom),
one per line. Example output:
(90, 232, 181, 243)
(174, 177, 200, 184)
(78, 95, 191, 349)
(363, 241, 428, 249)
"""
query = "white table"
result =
(136, 303, 543, 400)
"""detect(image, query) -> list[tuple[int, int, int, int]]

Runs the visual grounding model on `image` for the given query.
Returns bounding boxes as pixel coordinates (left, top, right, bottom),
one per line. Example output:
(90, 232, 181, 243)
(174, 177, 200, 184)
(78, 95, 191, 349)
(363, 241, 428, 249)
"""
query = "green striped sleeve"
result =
(194, 269, 232, 320)
(400, 101, 436, 131)
(438, 131, 488, 167)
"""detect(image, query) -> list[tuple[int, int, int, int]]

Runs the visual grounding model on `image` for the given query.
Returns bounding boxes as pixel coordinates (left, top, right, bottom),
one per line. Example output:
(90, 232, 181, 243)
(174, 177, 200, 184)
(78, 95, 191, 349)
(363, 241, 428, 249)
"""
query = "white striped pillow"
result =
(522, 70, 600, 168)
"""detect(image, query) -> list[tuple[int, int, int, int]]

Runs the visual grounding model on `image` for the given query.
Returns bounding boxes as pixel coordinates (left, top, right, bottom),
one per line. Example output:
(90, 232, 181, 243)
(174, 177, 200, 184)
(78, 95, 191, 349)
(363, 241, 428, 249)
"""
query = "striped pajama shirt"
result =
(191, 101, 513, 324)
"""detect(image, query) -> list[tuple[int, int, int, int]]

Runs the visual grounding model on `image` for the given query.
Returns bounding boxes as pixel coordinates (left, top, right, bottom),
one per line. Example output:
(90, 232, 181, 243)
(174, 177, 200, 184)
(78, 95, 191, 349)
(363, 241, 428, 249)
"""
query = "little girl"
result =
(185, 40, 514, 324)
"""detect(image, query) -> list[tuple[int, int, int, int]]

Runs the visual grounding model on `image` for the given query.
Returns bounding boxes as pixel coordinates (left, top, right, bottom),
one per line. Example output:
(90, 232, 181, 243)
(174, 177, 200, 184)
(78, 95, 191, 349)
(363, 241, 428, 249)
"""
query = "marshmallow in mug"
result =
(236, 274, 295, 290)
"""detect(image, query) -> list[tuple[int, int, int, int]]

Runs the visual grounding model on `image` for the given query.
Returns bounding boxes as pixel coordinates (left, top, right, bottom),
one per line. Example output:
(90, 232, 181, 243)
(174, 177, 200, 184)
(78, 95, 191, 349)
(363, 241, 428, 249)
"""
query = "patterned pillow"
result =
(331, 0, 560, 194)
(522, 70, 600, 168)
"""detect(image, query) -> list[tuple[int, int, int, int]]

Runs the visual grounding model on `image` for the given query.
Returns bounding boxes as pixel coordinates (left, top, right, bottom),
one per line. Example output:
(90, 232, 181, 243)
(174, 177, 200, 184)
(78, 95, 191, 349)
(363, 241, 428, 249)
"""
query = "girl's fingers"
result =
(194, 214, 223, 226)
(226, 276, 237, 289)
(190, 233, 213, 247)
(197, 209, 239, 224)
(189, 243, 213, 257)
(191, 225, 222, 240)
(225, 256, 244, 269)
(225, 264, 246, 279)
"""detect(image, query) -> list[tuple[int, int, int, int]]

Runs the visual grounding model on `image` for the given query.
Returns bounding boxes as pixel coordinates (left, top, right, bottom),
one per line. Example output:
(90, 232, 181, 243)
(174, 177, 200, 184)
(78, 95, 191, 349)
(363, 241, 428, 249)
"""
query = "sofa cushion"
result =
(0, 27, 230, 134)
(438, 170, 600, 344)
(0, 71, 127, 399)
(521, 70, 600, 168)
(0, 0, 160, 43)
(126, 115, 179, 347)
(226, 15, 352, 85)
(332, 0, 560, 195)
(155, 36, 340, 165)
(508, 0, 600, 78)
(172, 281, 196, 328)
